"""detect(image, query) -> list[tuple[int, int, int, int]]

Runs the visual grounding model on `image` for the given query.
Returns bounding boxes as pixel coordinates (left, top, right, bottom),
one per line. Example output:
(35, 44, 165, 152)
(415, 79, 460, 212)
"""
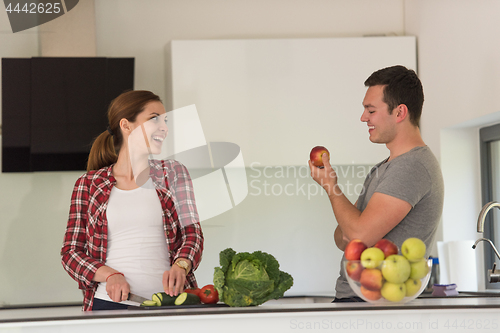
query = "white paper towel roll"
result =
(444, 240, 479, 291)
(437, 241, 450, 284)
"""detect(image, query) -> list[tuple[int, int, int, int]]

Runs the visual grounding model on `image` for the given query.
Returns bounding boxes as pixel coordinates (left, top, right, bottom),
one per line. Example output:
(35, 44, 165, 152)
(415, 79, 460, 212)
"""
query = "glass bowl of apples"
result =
(342, 238, 432, 304)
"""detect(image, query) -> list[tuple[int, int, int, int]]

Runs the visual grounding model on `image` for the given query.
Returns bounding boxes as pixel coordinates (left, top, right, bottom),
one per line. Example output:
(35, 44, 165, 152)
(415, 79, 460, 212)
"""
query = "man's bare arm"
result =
(310, 154, 411, 247)
(334, 225, 348, 251)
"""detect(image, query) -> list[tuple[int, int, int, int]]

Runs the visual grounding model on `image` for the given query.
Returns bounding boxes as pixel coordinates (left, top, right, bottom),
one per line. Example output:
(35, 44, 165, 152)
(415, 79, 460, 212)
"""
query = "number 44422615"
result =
(5, 2, 62, 14)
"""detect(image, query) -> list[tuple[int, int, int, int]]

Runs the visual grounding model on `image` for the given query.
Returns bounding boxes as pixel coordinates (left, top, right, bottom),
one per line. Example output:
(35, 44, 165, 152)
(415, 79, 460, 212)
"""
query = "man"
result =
(309, 65, 444, 302)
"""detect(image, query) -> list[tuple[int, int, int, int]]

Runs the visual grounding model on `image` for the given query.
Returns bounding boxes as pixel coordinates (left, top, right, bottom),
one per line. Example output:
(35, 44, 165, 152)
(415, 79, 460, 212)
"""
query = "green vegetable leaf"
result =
(212, 248, 293, 307)
(226, 278, 275, 305)
(219, 248, 236, 274)
(228, 259, 269, 281)
(213, 267, 225, 299)
(266, 271, 294, 301)
(223, 289, 253, 307)
(252, 251, 280, 283)
(229, 251, 251, 271)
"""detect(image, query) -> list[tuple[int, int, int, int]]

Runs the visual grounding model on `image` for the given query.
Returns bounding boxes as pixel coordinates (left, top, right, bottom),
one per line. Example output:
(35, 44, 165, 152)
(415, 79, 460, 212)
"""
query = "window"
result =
(479, 123, 500, 289)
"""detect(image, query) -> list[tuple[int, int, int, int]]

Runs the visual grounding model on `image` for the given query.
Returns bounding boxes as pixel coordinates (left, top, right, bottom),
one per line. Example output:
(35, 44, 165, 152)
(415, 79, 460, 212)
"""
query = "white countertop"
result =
(3, 296, 500, 333)
(2, 297, 500, 323)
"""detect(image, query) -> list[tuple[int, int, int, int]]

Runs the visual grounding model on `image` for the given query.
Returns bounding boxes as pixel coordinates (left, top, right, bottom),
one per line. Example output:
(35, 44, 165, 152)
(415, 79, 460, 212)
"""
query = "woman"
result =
(61, 90, 203, 311)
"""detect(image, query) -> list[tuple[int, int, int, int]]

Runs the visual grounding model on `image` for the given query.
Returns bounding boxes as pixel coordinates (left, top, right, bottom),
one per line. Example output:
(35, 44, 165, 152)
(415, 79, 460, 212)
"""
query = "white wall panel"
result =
(171, 36, 416, 166)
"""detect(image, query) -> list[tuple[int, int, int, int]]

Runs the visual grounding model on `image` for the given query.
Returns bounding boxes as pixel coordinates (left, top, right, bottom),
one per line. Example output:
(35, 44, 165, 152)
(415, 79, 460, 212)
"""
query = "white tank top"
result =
(95, 178, 170, 305)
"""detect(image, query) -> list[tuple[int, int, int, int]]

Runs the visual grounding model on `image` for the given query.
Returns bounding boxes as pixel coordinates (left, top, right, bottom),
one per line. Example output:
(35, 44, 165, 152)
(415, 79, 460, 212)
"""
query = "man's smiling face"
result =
(360, 85, 398, 145)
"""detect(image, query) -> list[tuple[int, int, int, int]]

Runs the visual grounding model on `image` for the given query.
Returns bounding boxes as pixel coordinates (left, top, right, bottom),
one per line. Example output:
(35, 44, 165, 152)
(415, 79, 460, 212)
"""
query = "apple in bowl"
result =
(343, 258, 431, 304)
(344, 239, 368, 261)
(345, 261, 364, 281)
(342, 238, 432, 304)
(374, 239, 399, 258)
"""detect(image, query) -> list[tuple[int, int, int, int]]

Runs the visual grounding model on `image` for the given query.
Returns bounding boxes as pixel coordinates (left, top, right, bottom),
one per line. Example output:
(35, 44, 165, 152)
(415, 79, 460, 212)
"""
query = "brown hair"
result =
(86, 90, 162, 171)
(364, 65, 424, 127)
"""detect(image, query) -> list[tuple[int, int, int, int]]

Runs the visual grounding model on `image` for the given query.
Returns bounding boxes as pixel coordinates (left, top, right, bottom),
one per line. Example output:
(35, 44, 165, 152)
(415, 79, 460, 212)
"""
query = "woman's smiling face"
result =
(128, 101, 168, 156)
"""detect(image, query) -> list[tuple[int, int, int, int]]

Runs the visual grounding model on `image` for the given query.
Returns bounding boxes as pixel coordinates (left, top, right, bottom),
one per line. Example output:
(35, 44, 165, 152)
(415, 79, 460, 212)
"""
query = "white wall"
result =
(0, 10, 39, 123)
(405, 0, 500, 159)
(405, 0, 500, 288)
(170, 37, 416, 166)
(94, 0, 405, 109)
(38, 0, 97, 56)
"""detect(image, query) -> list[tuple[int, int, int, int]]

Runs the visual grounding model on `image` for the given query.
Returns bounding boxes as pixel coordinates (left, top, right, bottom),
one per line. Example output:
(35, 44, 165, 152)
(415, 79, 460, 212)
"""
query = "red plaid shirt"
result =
(61, 159, 203, 311)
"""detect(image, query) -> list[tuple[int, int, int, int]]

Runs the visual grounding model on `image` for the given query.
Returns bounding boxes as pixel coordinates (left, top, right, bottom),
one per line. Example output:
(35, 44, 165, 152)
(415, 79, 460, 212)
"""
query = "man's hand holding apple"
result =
(309, 152, 338, 197)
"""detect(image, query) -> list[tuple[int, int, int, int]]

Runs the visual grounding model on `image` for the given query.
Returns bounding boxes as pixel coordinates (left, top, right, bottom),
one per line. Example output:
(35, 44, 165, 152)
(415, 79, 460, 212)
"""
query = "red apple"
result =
(360, 268, 383, 291)
(374, 239, 399, 259)
(310, 146, 330, 167)
(346, 261, 364, 281)
(344, 239, 368, 261)
(360, 286, 382, 301)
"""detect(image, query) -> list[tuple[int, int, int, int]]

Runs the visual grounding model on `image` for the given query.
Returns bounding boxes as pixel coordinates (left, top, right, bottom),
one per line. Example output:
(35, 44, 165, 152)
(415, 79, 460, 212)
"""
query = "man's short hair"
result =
(364, 65, 424, 127)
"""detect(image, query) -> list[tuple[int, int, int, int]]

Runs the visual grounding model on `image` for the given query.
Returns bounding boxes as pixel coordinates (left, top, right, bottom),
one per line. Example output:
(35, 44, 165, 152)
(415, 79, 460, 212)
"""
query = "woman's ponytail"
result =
(86, 130, 117, 172)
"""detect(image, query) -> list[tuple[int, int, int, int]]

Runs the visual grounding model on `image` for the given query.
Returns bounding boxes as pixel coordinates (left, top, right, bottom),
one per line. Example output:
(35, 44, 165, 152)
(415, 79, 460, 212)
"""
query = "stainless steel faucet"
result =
(473, 201, 500, 283)
(473, 238, 500, 260)
(476, 201, 500, 233)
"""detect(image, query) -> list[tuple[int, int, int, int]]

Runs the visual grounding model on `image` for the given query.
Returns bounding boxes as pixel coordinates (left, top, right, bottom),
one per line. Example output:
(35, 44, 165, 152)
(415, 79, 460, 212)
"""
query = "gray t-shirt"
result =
(335, 146, 444, 298)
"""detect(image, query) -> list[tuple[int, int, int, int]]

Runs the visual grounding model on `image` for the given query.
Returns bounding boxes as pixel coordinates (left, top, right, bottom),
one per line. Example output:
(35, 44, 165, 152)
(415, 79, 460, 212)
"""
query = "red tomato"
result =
(200, 284, 219, 304)
(185, 288, 201, 297)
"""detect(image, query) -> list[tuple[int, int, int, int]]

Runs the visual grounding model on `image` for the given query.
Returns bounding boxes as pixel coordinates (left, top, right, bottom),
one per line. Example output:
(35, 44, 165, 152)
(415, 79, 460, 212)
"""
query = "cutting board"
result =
(128, 303, 230, 310)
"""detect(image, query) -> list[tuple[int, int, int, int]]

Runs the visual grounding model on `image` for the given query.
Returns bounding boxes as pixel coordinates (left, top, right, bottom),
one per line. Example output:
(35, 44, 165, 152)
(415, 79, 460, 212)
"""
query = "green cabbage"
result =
(213, 248, 293, 307)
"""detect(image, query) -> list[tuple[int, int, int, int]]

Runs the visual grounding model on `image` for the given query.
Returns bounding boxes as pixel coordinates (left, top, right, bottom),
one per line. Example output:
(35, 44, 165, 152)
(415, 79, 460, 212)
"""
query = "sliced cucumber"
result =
(174, 292, 201, 306)
(152, 292, 177, 306)
(141, 300, 158, 307)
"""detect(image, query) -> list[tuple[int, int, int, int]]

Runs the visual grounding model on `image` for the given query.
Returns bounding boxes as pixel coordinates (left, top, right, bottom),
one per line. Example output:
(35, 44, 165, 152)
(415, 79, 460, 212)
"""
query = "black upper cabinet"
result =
(2, 57, 134, 172)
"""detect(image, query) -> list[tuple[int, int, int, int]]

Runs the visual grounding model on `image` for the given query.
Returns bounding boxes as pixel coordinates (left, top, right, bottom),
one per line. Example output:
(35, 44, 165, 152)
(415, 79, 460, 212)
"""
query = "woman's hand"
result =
(163, 260, 191, 296)
(105, 273, 130, 302)
(93, 266, 130, 302)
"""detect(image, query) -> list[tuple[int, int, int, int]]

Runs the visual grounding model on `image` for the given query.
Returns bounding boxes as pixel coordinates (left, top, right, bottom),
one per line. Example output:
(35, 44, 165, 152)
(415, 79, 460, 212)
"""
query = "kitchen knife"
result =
(127, 293, 149, 303)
